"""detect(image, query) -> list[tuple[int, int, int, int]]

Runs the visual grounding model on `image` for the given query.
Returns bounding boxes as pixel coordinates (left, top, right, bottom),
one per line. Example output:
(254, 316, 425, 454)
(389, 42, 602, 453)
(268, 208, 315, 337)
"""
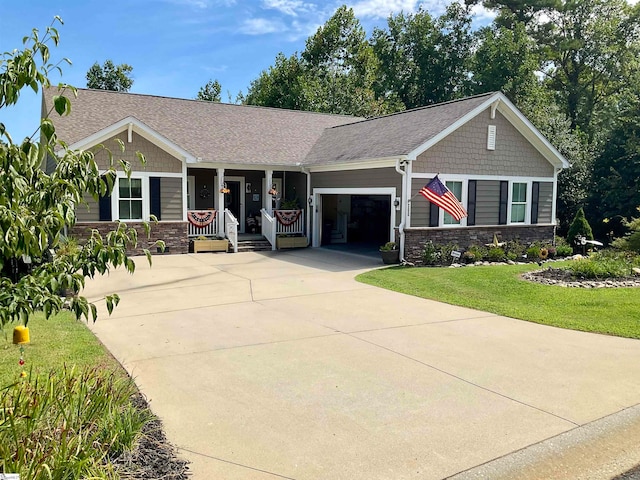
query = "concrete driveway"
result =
(83, 249, 640, 479)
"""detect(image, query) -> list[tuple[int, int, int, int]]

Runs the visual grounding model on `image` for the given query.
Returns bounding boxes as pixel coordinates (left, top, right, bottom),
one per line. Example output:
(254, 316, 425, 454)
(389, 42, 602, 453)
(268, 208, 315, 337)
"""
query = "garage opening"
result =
(320, 194, 391, 249)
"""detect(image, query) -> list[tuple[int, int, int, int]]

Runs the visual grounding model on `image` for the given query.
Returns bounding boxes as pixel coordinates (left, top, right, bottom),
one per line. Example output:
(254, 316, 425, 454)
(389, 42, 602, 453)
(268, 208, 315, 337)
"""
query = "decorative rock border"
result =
(522, 267, 640, 288)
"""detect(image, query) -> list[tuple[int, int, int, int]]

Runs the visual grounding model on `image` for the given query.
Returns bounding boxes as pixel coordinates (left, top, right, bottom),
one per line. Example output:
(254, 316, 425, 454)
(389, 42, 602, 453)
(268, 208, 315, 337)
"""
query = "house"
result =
(42, 88, 568, 264)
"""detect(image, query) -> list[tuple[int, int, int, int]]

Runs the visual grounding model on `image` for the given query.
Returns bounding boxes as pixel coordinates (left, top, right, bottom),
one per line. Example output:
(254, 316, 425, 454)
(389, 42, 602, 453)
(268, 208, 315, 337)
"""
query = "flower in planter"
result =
(380, 241, 397, 251)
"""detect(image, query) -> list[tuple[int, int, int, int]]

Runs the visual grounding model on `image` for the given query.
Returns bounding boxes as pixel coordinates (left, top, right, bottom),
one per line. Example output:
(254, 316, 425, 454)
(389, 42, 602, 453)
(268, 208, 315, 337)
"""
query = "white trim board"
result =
(411, 173, 555, 182)
(311, 187, 397, 248)
(61, 116, 196, 164)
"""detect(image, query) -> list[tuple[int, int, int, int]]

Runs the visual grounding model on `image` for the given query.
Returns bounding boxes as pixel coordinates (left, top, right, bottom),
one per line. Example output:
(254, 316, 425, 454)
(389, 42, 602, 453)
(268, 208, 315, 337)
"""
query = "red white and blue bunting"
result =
(275, 209, 301, 226)
(187, 210, 216, 228)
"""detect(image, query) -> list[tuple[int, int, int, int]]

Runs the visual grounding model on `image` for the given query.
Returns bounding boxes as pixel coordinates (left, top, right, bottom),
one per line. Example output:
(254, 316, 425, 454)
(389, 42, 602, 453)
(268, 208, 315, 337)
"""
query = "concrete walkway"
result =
(83, 249, 640, 479)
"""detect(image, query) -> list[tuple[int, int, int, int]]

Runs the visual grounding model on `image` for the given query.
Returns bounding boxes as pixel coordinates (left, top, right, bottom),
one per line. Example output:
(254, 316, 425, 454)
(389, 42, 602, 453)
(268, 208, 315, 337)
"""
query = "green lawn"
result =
(0, 311, 118, 387)
(357, 263, 640, 339)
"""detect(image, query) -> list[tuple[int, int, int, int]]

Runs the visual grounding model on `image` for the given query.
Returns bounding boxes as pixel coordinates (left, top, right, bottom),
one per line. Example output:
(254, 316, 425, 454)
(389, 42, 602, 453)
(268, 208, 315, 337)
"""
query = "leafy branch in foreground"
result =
(0, 17, 162, 327)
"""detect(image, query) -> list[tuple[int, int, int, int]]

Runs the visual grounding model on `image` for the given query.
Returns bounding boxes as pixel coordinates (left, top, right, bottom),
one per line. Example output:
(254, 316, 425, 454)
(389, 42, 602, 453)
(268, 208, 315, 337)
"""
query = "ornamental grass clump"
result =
(568, 251, 637, 279)
(0, 366, 150, 479)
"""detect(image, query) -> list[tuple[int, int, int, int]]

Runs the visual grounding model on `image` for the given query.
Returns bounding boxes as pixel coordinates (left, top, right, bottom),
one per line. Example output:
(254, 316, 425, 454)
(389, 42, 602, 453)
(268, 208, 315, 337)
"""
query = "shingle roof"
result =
(43, 88, 361, 166)
(43, 88, 500, 167)
(304, 92, 496, 165)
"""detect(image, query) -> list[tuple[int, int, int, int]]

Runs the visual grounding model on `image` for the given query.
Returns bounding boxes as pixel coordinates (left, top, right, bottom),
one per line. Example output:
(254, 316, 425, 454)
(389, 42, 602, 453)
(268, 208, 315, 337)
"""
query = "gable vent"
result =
(487, 125, 496, 150)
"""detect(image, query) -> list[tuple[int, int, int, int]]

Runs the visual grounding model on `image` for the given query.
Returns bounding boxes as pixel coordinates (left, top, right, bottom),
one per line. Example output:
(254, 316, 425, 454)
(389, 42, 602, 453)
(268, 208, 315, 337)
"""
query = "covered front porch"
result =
(185, 167, 310, 252)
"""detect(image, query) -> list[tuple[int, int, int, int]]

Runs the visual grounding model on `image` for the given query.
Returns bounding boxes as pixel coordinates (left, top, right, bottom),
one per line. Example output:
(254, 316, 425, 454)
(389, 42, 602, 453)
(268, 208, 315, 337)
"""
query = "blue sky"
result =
(0, 0, 495, 142)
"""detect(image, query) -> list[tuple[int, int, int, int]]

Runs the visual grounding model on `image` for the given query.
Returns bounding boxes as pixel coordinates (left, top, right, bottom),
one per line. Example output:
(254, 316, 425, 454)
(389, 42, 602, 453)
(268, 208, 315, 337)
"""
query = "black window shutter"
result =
(98, 193, 112, 221)
(531, 182, 540, 224)
(467, 180, 477, 226)
(429, 202, 439, 227)
(150, 177, 162, 220)
(498, 181, 508, 225)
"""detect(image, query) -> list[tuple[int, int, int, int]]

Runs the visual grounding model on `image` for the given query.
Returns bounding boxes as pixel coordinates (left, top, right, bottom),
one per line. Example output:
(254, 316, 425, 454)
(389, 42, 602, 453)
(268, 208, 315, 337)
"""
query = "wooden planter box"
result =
(276, 236, 308, 249)
(193, 239, 228, 253)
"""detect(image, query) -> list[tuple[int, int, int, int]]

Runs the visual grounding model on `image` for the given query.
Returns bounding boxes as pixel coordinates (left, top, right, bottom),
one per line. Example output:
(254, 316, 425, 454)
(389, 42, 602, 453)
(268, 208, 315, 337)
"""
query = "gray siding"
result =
(409, 178, 431, 227)
(161, 177, 183, 221)
(92, 132, 183, 173)
(538, 182, 553, 223)
(311, 168, 401, 190)
(76, 194, 100, 222)
(476, 180, 500, 226)
(414, 110, 555, 177)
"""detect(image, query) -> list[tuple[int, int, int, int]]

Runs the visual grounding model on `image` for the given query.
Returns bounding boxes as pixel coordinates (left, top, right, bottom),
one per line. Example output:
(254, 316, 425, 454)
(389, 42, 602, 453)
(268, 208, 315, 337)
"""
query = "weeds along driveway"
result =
(83, 250, 640, 480)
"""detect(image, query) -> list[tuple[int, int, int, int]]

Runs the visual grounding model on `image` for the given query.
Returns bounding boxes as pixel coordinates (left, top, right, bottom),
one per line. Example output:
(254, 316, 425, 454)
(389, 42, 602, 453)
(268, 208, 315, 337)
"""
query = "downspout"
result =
(300, 165, 311, 243)
(395, 158, 407, 262)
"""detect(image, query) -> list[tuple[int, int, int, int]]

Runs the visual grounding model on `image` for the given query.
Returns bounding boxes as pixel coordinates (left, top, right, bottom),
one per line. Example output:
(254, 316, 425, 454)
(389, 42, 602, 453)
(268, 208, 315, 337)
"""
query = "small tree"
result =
(567, 207, 594, 247)
(196, 79, 222, 102)
(86, 59, 133, 92)
(0, 18, 159, 326)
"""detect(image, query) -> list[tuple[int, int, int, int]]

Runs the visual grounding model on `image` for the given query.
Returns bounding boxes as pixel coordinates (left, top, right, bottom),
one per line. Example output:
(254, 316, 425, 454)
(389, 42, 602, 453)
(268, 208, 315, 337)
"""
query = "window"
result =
(443, 181, 463, 225)
(510, 182, 527, 223)
(118, 178, 143, 220)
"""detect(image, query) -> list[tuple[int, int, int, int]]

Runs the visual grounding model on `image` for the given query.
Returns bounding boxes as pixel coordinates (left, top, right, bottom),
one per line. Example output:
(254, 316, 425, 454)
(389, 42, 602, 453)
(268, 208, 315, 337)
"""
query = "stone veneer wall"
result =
(70, 222, 189, 256)
(403, 225, 555, 265)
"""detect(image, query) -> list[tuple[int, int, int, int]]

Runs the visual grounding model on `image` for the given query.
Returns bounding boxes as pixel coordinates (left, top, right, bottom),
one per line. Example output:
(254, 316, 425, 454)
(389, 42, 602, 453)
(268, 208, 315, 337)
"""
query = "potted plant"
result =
(380, 242, 400, 264)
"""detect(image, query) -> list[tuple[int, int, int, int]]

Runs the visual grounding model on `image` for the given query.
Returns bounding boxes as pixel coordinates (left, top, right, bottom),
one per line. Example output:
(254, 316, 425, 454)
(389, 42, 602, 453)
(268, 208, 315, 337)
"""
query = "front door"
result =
(224, 176, 245, 233)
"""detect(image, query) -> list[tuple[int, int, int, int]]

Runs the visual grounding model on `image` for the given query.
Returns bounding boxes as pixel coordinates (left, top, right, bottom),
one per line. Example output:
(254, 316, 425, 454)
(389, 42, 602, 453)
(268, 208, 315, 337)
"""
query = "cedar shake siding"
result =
(414, 110, 554, 178)
(92, 132, 183, 173)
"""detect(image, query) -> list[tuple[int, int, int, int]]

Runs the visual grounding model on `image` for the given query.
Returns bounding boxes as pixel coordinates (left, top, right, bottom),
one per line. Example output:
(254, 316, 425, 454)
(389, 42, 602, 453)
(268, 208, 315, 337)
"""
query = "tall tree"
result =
(246, 6, 402, 117)
(196, 79, 222, 102)
(86, 60, 134, 92)
(1, 19, 157, 326)
(371, 3, 474, 109)
(471, 19, 540, 103)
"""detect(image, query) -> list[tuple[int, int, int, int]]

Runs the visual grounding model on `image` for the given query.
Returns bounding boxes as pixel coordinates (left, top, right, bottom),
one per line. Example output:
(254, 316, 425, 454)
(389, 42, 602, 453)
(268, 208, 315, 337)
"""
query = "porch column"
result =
(217, 168, 225, 235)
(265, 169, 273, 215)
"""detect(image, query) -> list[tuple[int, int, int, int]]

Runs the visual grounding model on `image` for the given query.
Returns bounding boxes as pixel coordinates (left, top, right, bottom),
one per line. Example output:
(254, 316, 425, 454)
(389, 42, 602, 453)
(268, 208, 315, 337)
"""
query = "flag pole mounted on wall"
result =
(418, 175, 468, 221)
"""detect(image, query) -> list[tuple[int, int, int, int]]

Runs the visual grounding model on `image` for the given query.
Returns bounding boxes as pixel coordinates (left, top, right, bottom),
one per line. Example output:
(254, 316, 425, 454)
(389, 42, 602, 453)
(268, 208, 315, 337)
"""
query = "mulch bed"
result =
(112, 394, 190, 479)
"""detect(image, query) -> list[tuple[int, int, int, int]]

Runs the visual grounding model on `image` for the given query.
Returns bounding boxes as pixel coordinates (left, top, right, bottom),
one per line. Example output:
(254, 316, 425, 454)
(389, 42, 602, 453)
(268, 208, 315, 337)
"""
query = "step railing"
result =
(224, 209, 239, 253)
(260, 208, 277, 251)
(187, 210, 218, 237)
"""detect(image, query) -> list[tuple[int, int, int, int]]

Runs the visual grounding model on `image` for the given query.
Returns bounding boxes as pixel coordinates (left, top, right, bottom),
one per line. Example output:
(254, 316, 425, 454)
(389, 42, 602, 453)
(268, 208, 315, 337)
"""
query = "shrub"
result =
(467, 245, 488, 261)
(506, 252, 518, 261)
(505, 240, 526, 259)
(487, 247, 506, 262)
(437, 243, 460, 265)
(568, 251, 635, 279)
(526, 245, 540, 260)
(546, 246, 557, 258)
(556, 244, 573, 257)
(380, 242, 397, 251)
(628, 232, 640, 253)
(567, 207, 594, 247)
(423, 241, 439, 266)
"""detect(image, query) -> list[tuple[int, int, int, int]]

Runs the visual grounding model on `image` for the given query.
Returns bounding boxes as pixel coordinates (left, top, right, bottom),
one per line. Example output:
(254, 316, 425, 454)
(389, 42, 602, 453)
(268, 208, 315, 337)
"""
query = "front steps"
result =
(236, 236, 273, 252)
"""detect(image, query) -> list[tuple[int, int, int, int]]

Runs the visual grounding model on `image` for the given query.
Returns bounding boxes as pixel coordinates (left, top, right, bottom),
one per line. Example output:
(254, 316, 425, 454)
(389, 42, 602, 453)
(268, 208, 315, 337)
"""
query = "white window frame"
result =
(436, 177, 468, 228)
(508, 180, 530, 224)
(109, 171, 183, 222)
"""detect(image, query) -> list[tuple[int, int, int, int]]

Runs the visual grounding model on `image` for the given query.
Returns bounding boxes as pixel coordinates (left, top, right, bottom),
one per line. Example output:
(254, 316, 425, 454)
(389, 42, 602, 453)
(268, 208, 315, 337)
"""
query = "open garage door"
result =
(312, 188, 397, 250)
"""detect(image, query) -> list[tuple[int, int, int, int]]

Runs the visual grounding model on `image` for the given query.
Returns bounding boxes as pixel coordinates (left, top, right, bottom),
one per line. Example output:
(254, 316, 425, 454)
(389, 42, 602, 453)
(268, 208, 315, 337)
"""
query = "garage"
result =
(312, 188, 397, 250)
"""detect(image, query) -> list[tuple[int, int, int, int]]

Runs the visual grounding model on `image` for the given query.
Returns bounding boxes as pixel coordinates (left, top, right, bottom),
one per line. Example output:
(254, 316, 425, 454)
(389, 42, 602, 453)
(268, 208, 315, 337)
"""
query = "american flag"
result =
(419, 176, 468, 221)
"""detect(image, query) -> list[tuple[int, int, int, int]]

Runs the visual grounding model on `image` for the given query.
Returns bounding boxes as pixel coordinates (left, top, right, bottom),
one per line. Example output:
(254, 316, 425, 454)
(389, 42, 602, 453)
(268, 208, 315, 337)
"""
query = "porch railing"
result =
(274, 209, 305, 235)
(260, 208, 277, 251)
(224, 209, 239, 253)
(187, 210, 218, 237)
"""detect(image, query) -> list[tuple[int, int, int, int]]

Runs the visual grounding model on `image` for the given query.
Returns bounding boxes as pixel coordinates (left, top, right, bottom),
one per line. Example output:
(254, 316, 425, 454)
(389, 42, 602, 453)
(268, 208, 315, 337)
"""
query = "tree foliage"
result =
(1, 19, 159, 327)
(86, 59, 134, 92)
(567, 207, 594, 247)
(196, 79, 222, 102)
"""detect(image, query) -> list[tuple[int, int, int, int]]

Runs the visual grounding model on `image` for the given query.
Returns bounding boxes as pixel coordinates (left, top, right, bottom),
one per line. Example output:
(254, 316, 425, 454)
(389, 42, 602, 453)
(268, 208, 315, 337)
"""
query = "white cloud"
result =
(262, 0, 316, 16)
(162, 0, 236, 8)
(240, 17, 286, 35)
(348, 0, 420, 18)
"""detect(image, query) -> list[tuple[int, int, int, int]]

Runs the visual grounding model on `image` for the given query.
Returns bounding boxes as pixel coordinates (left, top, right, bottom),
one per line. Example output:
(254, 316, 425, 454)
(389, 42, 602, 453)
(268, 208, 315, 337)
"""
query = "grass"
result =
(357, 262, 640, 339)
(0, 312, 149, 478)
(0, 311, 118, 386)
